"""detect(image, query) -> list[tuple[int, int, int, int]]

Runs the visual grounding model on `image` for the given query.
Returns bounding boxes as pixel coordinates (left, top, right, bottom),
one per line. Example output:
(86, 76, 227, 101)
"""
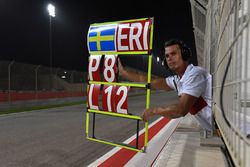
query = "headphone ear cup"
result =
(181, 46, 191, 61)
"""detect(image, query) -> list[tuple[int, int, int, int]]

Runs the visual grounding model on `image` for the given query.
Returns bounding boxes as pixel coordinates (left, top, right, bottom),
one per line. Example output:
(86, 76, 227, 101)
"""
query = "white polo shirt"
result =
(166, 64, 212, 130)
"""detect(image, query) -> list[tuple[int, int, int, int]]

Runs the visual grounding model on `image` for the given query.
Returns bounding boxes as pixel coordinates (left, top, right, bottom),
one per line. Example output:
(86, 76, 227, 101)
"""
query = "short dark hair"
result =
(164, 39, 183, 48)
(164, 39, 191, 61)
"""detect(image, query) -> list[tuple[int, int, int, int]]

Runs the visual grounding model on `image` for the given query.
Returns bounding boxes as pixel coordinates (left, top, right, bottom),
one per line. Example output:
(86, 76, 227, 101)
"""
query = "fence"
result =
(0, 61, 88, 103)
(190, 0, 250, 166)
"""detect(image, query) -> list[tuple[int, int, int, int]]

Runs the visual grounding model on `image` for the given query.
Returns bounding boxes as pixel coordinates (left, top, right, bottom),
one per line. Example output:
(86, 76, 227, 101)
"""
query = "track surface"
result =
(0, 91, 177, 167)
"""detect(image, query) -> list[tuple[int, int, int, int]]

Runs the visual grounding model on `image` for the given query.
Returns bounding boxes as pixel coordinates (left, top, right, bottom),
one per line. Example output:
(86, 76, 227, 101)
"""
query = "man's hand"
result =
(141, 108, 156, 122)
(117, 58, 125, 77)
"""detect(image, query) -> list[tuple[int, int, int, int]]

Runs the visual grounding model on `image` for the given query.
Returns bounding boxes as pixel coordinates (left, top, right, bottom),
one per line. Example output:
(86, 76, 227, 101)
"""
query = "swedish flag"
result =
(88, 25, 116, 52)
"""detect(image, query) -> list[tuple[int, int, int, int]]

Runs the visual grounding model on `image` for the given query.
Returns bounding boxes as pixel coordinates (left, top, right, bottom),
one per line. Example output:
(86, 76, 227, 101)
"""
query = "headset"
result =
(162, 39, 192, 70)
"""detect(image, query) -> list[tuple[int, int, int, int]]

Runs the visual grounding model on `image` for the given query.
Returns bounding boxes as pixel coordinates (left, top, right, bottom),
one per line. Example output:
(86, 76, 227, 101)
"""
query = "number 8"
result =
(103, 55, 117, 82)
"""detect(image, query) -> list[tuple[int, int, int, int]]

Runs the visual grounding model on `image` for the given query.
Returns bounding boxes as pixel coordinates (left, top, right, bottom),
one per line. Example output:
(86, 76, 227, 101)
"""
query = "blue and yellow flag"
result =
(88, 25, 116, 52)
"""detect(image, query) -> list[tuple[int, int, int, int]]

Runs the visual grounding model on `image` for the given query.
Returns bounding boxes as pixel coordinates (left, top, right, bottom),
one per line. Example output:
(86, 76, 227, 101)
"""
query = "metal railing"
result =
(190, 0, 250, 166)
(0, 61, 88, 103)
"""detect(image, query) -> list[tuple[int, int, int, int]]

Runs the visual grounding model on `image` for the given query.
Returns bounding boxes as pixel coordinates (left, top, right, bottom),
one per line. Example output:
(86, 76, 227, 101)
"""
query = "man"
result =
(118, 39, 212, 131)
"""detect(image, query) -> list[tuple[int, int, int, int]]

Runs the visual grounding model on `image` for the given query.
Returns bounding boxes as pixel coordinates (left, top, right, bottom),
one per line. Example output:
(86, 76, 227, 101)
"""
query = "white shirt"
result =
(165, 64, 212, 130)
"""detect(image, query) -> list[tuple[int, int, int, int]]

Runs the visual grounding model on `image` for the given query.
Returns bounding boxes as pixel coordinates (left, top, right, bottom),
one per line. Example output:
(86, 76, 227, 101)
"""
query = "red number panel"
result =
(88, 55, 102, 81)
(115, 86, 129, 114)
(103, 55, 117, 82)
(102, 85, 116, 112)
(87, 84, 100, 110)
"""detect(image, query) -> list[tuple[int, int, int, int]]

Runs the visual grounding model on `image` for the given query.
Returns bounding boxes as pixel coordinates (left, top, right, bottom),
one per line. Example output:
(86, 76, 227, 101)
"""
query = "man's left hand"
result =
(141, 108, 155, 122)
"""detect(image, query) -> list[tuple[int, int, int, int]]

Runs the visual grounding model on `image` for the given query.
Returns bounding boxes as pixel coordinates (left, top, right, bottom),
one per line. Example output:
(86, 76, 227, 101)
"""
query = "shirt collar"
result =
(179, 64, 193, 82)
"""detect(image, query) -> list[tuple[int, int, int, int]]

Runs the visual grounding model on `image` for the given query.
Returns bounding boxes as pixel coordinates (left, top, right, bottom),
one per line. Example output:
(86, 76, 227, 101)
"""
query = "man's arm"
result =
(141, 93, 198, 121)
(118, 62, 147, 82)
(118, 58, 172, 91)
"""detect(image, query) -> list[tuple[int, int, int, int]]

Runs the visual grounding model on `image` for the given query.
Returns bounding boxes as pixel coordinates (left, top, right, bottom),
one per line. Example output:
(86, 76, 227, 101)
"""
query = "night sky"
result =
(0, 0, 196, 72)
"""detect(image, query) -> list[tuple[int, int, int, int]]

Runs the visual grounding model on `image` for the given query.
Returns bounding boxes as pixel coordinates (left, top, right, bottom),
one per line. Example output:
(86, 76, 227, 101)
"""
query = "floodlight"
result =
(47, 4, 55, 17)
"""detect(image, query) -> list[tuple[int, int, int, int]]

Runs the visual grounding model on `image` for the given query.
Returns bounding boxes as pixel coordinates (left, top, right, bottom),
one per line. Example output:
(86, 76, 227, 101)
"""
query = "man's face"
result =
(164, 44, 185, 71)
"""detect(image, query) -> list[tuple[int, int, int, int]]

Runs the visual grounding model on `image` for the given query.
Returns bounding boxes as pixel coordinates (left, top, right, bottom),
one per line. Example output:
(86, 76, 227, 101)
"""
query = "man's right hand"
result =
(117, 58, 125, 77)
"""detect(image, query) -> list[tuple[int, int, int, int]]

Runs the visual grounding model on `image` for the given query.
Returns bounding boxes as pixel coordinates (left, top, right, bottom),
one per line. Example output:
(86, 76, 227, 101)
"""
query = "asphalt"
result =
(0, 91, 174, 167)
(0, 91, 228, 167)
